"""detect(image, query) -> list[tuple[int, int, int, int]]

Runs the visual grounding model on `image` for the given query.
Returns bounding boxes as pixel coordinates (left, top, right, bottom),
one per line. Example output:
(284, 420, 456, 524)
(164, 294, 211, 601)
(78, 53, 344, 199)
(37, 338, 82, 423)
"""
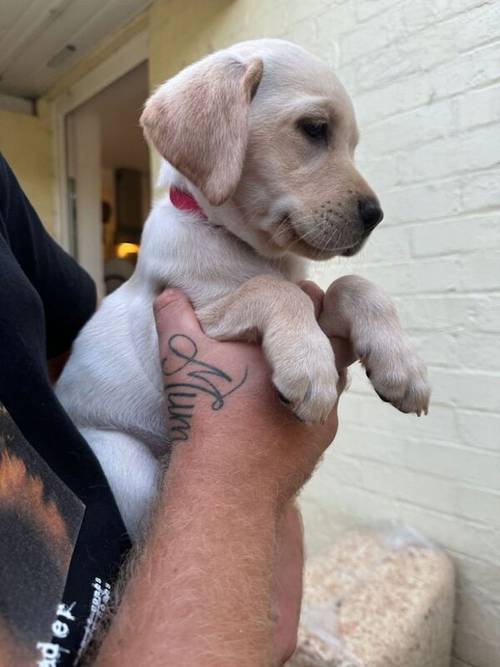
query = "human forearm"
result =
(96, 437, 281, 667)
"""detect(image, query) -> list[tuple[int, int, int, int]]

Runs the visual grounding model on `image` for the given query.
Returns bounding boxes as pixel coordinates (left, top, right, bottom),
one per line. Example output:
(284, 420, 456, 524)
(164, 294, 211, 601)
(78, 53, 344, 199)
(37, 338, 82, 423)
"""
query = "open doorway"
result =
(65, 61, 150, 297)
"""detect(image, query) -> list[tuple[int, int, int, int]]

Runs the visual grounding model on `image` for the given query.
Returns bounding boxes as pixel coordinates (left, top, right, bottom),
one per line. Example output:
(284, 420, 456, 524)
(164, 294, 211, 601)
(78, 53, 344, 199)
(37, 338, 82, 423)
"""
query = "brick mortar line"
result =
(331, 0, 496, 65)
(325, 481, 500, 536)
(381, 166, 500, 192)
(347, 397, 500, 413)
(448, 547, 500, 571)
(381, 213, 500, 229)
(341, 23, 500, 73)
(352, 65, 500, 102)
(363, 82, 500, 131)
(343, 390, 500, 410)
(328, 477, 500, 533)
(362, 164, 500, 191)
(338, 290, 500, 298)
(335, 443, 500, 464)
(363, 118, 500, 157)
(355, 74, 500, 128)
(333, 452, 500, 493)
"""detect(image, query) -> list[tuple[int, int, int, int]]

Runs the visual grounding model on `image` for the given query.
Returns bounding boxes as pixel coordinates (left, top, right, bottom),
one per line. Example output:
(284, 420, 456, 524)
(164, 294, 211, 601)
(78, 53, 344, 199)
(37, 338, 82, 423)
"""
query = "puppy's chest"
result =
(162, 245, 307, 311)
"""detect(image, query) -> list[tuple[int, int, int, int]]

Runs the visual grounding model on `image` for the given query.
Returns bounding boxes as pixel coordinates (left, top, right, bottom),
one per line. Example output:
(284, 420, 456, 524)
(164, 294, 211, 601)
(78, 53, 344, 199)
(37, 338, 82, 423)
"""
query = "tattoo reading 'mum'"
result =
(162, 334, 248, 443)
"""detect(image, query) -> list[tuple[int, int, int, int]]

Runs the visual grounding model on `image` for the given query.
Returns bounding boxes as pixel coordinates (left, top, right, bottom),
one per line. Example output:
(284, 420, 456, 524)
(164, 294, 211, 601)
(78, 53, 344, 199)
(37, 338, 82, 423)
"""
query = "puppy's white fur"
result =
(56, 40, 430, 539)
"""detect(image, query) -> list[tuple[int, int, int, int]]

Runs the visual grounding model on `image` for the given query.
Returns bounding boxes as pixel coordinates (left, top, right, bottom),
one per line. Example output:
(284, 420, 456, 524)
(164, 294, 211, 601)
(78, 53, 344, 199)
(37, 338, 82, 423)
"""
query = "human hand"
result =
(153, 286, 353, 508)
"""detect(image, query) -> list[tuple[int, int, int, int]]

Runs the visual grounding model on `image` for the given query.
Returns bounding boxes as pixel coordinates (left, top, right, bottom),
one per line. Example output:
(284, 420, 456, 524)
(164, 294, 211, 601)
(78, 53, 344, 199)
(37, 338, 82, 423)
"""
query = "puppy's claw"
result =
(277, 390, 292, 406)
(271, 333, 338, 424)
(373, 372, 430, 416)
(365, 348, 431, 417)
(275, 380, 337, 424)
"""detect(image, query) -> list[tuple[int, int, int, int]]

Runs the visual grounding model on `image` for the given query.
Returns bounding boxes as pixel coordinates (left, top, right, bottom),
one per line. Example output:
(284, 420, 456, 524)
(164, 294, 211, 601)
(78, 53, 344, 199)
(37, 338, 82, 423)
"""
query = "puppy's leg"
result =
(196, 275, 338, 423)
(319, 275, 431, 415)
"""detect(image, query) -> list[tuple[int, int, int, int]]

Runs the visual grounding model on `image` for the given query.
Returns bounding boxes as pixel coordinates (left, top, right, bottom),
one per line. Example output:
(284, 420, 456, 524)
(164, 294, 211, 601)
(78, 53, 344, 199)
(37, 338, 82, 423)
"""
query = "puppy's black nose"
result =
(358, 197, 384, 231)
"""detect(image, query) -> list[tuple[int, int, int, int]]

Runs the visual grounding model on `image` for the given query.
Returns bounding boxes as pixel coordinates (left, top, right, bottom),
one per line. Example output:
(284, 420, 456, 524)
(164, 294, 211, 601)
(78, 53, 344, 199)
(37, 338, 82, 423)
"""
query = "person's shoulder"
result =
(0, 152, 15, 186)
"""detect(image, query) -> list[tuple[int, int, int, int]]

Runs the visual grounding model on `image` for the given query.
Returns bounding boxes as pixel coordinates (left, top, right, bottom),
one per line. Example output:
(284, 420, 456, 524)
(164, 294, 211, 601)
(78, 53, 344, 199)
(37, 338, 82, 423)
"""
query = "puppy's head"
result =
(141, 39, 383, 260)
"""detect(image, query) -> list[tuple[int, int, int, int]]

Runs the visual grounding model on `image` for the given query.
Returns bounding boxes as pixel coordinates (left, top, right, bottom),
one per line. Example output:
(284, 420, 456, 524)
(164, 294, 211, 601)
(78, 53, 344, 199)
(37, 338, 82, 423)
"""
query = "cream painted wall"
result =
(147, 2, 500, 667)
(0, 109, 55, 234)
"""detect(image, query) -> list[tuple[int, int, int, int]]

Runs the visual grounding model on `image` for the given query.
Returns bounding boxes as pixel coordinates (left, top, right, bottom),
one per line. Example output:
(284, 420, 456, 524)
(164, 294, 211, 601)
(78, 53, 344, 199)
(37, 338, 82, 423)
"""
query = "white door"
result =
(66, 109, 104, 298)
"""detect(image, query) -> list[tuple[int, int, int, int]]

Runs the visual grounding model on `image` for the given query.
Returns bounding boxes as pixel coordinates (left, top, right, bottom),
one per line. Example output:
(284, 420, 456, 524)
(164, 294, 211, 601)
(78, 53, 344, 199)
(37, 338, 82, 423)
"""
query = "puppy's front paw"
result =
(363, 335, 431, 416)
(197, 293, 339, 423)
(269, 330, 339, 423)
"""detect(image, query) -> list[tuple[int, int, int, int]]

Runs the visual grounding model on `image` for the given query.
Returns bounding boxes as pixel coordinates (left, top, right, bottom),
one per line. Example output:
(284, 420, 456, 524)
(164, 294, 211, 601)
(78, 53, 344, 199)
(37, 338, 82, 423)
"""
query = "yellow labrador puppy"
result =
(57, 39, 430, 539)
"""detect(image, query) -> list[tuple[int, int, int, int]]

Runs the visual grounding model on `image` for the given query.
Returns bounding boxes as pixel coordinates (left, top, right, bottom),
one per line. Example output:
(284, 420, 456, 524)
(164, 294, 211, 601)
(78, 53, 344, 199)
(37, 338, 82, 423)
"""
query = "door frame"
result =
(52, 29, 148, 251)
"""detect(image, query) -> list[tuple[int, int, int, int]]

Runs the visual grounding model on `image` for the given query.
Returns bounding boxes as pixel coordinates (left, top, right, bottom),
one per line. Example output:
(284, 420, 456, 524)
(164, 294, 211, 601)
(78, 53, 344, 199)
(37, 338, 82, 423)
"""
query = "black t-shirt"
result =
(0, 154, 131, 665)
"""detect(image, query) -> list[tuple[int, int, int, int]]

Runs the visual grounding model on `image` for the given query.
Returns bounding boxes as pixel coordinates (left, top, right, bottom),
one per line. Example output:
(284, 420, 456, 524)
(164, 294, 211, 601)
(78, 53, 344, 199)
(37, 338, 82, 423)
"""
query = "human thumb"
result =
(153, 289, 202, 346)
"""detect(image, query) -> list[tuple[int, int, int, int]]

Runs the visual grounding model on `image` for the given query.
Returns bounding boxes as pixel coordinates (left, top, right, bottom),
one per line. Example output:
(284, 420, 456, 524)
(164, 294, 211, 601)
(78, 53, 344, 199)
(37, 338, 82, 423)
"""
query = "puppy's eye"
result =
(298, 120, 328, 144)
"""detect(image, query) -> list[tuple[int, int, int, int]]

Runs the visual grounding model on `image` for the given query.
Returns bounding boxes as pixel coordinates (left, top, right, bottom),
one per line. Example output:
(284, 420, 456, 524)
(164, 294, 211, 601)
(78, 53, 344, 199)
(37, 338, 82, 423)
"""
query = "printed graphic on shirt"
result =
(38, 576, 112, 667)
(0, 403, 85, 666)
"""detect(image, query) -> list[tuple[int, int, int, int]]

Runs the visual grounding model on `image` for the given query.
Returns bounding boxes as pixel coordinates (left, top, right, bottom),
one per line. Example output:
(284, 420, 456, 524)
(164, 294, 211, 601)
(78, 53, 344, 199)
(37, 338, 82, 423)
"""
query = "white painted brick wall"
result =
(282, 2, 500, 666)
(148, 1, 500, 664)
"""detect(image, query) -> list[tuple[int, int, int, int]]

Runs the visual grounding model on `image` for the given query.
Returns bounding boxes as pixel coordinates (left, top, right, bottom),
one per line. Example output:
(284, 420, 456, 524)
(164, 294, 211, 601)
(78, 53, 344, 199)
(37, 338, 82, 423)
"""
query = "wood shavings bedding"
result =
(288, 526, 455, 667)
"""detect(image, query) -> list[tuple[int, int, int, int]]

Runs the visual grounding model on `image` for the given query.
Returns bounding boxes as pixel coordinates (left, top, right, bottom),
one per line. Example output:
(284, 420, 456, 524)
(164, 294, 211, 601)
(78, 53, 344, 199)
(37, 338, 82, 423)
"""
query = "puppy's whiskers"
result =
(290, 214, 364, 256)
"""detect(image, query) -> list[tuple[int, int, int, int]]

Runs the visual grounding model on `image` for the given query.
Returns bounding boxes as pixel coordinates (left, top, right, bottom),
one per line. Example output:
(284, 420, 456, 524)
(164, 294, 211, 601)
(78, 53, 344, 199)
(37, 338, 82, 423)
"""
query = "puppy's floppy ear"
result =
(140, 53, 263, 206)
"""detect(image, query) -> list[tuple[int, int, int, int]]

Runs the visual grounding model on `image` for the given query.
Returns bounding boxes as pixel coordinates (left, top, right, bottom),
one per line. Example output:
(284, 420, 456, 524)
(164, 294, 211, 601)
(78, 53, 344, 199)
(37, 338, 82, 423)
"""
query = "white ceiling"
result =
(0, 0, 152, 99)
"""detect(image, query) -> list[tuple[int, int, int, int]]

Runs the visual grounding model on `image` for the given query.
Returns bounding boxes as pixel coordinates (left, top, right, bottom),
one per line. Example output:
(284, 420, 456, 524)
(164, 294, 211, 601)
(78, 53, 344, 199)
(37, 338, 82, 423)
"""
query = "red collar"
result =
(169, 187, 207, 219)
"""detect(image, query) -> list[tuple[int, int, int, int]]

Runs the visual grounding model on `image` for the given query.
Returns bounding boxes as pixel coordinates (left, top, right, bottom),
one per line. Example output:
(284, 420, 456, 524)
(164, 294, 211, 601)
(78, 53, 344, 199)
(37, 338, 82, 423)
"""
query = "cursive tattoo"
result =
(162, 334, 248, 443)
